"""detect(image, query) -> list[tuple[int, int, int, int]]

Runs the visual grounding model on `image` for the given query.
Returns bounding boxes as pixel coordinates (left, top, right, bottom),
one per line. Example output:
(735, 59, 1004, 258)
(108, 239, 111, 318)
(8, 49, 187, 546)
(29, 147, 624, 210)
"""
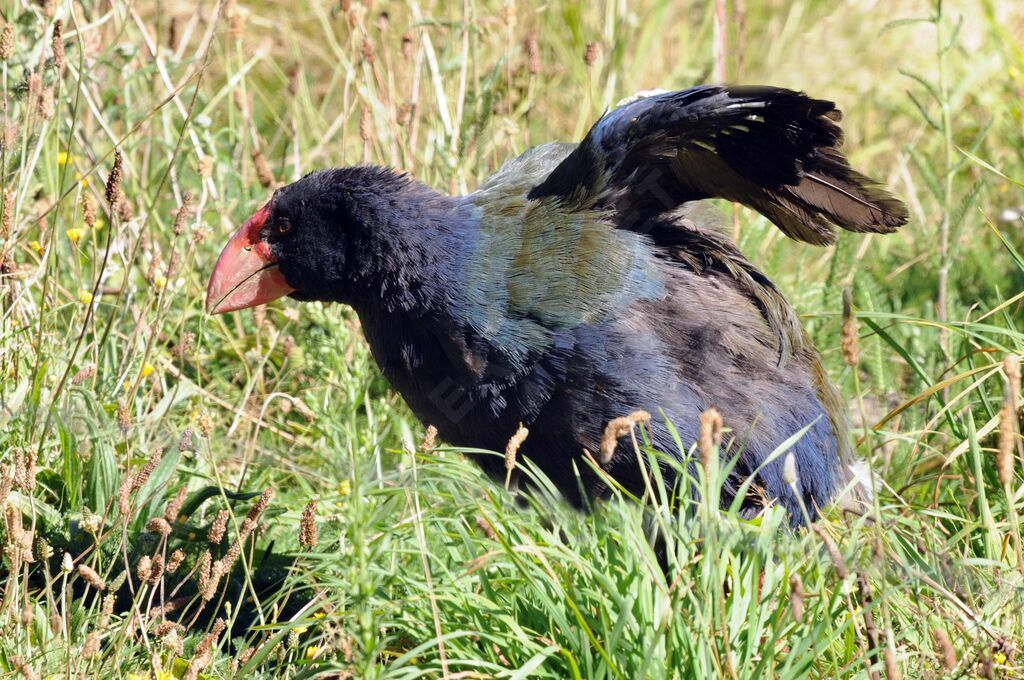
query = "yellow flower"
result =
(141, 363, 155, 378)
(58, 151, 77, 166)
(123, 380, 132, 393)
(29, 240, 43, 253)
(66, 227, 86, 243)
(337, 479, 351, 496)
(92, 218, 106, 230)
(304, 645, 320, 661)
(75, 171, 88, 188)
(78, 290, 93, 304)
(313, 611, 326, 619)
(154, 275, 168, 290)
(294, 624, 309, 634)
(995, 651, 1007, 665)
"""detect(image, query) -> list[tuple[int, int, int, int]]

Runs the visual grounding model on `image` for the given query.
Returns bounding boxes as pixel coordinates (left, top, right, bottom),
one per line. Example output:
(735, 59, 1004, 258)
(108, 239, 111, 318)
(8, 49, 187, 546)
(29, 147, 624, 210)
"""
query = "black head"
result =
(205, 166, 410, 314)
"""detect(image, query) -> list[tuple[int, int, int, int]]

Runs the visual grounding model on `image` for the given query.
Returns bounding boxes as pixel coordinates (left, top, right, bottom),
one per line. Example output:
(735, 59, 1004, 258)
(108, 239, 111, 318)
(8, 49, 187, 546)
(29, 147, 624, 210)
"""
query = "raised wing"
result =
(528, 85, 908, 245)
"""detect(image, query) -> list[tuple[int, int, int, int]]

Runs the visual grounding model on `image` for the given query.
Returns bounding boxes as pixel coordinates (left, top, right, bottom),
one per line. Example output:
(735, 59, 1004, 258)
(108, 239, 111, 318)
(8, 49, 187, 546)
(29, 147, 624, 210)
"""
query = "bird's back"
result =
(457, 146, 847, 518)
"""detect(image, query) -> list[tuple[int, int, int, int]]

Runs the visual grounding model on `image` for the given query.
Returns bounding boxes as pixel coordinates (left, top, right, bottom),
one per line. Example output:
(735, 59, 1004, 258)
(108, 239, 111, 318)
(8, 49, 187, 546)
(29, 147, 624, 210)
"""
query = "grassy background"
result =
(1, 0, 1023, 677)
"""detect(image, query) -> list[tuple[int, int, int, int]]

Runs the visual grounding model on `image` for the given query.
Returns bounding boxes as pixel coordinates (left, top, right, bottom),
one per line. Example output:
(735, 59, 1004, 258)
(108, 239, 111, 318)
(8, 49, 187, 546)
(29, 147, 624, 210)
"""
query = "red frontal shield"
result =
(205, 203, 296, 314)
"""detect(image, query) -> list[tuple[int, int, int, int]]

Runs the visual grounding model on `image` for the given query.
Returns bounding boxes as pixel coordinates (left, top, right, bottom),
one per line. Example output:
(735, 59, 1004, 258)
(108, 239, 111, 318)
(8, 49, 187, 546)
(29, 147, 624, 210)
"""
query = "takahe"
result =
(207, 86, 907, 524)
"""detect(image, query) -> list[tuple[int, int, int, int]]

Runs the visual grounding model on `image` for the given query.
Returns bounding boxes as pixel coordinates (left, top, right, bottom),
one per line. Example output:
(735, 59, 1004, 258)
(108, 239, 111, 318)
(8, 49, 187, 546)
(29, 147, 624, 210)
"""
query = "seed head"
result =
(36, 537, 53, 562)
(359, 105, 372, 143)
(136, 554, 153, 583)
(117, 196, 133, 221)
(0, 464, 13, 507)
(154, 621, 182, 637)
(146, 517, 172, 537)
(132, 447, 165, 492)
(583, 42, 600, 67)
(19, 603, 33, 627)
(504, 424, 529, 472)
(1005, 354, 1021, 412)
(72, 362, 96, 385)
(228, 7, 248, 39)
(198, 411, 214, 436)
(300, 499, 318, 549)
(2, 188, 14, 236)
(698, 408, 723, 476)
(105, 150, 123, 207)
(175, 331, 196, 359)
(185, 618, 226, 680)
(401, 31, 414, 60)
(37, 86, 55, 119)
(173, 191, 193, 235)
(77, 564, 107, 591)
(998, 382, 1016, 487)
(2, 124, 17, 150)
(167, 549, 185, 573)
(397, 101, 414, 127)
(149, 554, 165, 583)
(164, 486, 188, 523)
(361, 38, 375, 64)
(197, 550, 219, 601)
(179, 425, 196, 452)
(99, 593, 115, 628)
(27, 74, 42, 101)
(0, 22, 14, 61)
(198, 156, 213, 179)
(247, 488, 273, 524)
(52, 20, 65, 70)
(81, 632, 101, 659)
(526, 29, 541, 74)
(812, 525, 849, 579)
(13, 447, 37, 491)
(80, 193, 98, 228)
(600, 411, 651, 464)
(5, 502, 24, 539)
(116, 398, 131, 432)
(208, 509, 229, 545)
(421, 424, 438, 452)
(252, 149, 274, 188)
(475, 515, 497, 540)
(782, 452, 798, 486)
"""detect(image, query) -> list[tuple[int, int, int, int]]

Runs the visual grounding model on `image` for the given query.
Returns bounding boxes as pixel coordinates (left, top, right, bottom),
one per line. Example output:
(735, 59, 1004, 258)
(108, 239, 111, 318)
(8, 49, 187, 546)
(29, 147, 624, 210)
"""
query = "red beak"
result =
(205, 202, 296, 314)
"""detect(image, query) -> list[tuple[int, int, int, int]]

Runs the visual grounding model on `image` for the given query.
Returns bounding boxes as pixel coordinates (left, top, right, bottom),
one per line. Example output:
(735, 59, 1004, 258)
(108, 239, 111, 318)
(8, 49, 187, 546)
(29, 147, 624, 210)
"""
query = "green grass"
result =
(1, 0, 1023, 677)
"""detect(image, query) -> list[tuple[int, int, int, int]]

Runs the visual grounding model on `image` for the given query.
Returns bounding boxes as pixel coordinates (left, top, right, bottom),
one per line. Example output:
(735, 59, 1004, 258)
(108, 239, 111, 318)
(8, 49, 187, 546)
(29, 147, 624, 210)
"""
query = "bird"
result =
(206, 85, 907, 525)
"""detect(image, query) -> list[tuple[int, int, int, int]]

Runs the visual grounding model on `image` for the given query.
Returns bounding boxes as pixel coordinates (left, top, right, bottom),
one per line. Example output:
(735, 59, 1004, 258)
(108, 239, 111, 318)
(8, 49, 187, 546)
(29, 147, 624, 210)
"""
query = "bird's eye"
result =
(276, 219, 292, 235)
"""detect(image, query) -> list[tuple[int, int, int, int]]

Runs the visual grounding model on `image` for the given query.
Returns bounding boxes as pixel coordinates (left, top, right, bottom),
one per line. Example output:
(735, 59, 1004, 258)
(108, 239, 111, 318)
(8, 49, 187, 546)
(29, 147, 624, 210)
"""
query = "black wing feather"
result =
(529, 85, 908, 245)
